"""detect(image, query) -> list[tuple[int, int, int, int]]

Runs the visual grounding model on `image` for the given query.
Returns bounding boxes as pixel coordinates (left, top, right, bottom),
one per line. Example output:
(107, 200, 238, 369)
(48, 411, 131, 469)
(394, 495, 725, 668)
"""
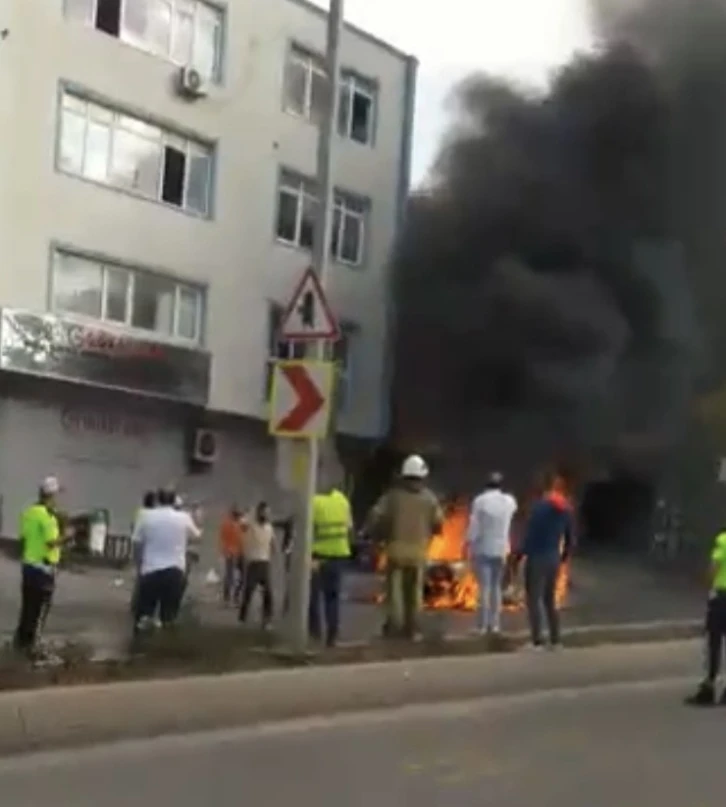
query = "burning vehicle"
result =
(375, 495, 570, 612)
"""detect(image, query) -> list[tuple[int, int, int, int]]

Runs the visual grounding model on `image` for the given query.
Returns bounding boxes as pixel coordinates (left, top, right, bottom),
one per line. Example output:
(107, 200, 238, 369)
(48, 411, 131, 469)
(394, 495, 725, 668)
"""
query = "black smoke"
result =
(392, 0, 726, 480)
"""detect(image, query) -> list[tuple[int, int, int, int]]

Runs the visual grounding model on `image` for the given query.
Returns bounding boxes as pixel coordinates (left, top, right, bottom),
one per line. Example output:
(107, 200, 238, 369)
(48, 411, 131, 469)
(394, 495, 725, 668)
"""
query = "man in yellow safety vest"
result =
(309, 482, 353, 647)
(14, 476, 65, 658)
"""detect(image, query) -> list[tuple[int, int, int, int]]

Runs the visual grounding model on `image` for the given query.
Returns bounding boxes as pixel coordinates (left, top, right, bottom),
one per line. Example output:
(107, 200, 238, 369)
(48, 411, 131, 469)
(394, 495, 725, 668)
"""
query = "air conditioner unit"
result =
(192, 429, 218, 463)
(178, 66, 208, 99)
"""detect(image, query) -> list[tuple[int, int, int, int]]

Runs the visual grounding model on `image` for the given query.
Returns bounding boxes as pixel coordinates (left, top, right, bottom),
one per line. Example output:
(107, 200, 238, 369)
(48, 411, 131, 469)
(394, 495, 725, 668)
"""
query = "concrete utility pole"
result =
(285, 0, 345, 656)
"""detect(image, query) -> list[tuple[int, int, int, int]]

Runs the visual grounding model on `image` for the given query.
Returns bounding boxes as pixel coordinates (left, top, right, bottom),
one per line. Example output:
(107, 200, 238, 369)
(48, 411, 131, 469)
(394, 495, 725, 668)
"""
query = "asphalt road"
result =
(0, 670, 723, 806)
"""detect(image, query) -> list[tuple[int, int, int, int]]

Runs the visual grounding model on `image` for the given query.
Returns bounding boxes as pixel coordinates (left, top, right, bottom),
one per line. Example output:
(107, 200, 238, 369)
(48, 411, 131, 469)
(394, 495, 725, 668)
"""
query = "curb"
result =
(0, 624, 703, 757)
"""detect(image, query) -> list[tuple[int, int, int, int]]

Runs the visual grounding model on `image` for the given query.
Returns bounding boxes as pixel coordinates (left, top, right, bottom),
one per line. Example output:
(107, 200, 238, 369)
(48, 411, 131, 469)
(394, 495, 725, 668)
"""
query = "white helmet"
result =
(401, 454, 429, 479)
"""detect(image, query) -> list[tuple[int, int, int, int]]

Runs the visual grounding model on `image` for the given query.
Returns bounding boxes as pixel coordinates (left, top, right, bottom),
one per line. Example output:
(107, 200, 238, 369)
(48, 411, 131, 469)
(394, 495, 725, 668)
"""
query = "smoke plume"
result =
(393, 0, 726, 481)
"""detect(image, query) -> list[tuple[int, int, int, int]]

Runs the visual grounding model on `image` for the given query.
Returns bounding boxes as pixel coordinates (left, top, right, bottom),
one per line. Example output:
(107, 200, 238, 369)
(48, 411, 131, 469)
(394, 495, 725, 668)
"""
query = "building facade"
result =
(0, 0, 416, 536)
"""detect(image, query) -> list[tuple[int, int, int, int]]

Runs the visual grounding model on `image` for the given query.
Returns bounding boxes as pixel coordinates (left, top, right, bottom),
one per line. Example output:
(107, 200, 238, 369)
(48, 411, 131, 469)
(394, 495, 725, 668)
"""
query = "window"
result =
(283, 46, 377, 146)
(276, 172, 319, 251)
(64, 0, 223, 81)
(338, 74, 376, 145)
(52, 250, 204, 343)
(324, 327, 354, 410)
(58, 92, 213, 216)
(275, 172, 368, 266)
(283, 46, 328, 124)
(332, 193, 367, 265)
(264, 306, 306, 398)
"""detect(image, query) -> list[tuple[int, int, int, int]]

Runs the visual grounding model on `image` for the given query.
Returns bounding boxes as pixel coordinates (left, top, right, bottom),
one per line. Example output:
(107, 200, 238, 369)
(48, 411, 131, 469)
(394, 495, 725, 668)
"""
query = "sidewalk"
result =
(0, 550, 706, 660)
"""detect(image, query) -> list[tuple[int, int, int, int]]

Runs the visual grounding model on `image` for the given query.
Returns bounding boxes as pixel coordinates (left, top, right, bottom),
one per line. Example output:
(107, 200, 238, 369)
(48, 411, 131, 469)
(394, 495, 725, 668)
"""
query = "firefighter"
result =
(686, 529, 726, 706)
(366, 455, 444, 640)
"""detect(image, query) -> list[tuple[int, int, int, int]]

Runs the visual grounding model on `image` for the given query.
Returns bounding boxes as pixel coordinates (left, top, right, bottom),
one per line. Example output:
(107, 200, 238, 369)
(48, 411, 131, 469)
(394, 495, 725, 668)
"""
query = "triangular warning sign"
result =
(280, 268, 340, 341)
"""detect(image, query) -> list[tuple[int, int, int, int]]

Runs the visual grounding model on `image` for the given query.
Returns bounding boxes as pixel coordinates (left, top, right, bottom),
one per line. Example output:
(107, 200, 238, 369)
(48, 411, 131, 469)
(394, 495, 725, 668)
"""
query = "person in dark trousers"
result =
(521, 476, 573, 650)
(130, 491, 156, 618)
(219, 505, 246, 606)
(14, 476, 64, 659)
(686, 530, 726, 705)
(238, 502, 275, 629)
(309, 483, 354, 647)
(133, 487, 200, 634)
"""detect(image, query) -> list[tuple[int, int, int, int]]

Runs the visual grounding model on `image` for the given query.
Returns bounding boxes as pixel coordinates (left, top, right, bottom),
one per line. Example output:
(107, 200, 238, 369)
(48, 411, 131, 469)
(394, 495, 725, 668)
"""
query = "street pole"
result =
(285, 0, 345, 656)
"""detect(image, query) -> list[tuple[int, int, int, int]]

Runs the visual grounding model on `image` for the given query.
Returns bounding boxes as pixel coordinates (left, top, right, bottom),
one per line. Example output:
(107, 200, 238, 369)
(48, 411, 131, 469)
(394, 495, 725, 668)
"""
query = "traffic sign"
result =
(280, 268, 340, 341)
(269, 360, 334, 438)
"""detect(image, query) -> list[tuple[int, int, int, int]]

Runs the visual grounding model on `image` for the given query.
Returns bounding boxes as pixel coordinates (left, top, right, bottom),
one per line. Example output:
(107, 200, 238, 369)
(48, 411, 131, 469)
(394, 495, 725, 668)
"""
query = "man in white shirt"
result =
(467, 472, 518, 634)
(132, 487, 200, 633)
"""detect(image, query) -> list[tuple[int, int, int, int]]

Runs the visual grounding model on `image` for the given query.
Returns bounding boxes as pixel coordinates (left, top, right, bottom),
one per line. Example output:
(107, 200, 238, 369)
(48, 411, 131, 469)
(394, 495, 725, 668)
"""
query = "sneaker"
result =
(685, 682, 716, 707)
(525, 642, 545, 652)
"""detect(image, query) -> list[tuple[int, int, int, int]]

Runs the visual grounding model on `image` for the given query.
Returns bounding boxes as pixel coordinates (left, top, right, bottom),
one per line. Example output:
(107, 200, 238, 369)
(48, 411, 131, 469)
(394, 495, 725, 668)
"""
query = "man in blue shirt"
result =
(521, 478, 574, 649)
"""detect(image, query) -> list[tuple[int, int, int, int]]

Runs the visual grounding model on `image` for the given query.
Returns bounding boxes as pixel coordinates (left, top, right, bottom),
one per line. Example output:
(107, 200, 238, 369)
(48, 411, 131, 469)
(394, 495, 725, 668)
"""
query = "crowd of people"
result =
(9, 459, 726, 707)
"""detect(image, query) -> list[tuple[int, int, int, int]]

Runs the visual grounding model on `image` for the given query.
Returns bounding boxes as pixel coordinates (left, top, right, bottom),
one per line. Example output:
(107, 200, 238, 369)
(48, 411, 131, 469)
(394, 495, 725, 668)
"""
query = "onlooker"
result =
(686, 530, 726, 706)
(14, 476, 65, 658)
(130, 491, 156, 618)
(467, 472, 518, 635)
(219, 505, 246, 605)
(238, 502, 275, 630)
(133, 487, 200, 633)
(521, 476, 573, 650)
(309, 483, 353, 648)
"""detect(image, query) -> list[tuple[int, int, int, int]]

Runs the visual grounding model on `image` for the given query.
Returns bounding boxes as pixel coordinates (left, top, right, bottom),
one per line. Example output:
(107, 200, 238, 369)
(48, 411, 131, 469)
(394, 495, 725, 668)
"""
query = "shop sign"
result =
(0, 308, 210, 405)
(60, 407, 149, 439)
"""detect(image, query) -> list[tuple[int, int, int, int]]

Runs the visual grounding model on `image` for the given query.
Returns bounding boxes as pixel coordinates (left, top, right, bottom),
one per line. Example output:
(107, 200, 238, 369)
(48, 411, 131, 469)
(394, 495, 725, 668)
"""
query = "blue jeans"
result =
(309, 558, 344, 647)
(472, 555, 505, 631)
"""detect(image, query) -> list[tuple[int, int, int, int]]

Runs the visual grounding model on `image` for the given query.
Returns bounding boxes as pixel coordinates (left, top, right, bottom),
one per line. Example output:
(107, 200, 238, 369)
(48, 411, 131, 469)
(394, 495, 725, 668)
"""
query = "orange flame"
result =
(376, 502, 570, 613)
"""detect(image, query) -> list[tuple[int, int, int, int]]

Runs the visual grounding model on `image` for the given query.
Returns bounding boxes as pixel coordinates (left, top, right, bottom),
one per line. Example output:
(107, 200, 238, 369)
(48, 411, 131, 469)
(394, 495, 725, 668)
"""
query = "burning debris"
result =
(392, 0, 726, 485)
(375, 498, 571, 613)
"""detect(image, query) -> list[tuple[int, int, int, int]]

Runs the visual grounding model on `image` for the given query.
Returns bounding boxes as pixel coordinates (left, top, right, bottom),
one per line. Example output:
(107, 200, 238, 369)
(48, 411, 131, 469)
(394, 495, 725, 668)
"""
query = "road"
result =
(0, 668, 723, 806)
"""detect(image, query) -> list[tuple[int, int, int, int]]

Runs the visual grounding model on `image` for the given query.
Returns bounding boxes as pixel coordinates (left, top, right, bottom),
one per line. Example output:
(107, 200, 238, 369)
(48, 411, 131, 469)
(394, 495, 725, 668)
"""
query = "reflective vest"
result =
(20, 504, 60, 568)
(712, 532, 726, 591)
(312, 490, 351, 559)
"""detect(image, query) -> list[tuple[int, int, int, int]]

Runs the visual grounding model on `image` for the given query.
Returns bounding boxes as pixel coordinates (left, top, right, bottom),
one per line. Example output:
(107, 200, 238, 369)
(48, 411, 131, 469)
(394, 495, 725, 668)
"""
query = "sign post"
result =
(280, 0, 345, 657)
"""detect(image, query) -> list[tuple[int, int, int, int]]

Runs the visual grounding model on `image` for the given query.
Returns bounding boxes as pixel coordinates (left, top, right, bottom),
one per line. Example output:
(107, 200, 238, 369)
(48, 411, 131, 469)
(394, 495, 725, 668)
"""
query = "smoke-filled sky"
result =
(393, 0, 726, 478)
(310, 0, 591, 183)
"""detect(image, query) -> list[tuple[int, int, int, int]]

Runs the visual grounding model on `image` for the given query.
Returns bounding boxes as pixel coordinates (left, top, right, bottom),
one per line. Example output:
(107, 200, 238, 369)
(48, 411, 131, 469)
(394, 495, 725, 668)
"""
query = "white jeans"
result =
(473, 555, 505, 631)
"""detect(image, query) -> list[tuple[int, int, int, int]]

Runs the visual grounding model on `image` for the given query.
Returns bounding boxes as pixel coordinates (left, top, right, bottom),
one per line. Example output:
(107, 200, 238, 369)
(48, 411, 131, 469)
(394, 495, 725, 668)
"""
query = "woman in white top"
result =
(238, 502, 275, 629)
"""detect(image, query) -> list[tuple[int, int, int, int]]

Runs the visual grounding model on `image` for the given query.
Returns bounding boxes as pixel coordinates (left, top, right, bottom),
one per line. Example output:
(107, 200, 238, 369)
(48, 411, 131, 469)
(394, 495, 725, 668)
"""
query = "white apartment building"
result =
(0, 0, 416, 536)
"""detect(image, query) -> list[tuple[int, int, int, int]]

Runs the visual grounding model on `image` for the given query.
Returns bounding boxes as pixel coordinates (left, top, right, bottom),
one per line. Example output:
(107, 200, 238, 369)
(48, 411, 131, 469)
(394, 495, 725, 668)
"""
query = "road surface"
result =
(0, 668, 723, 805)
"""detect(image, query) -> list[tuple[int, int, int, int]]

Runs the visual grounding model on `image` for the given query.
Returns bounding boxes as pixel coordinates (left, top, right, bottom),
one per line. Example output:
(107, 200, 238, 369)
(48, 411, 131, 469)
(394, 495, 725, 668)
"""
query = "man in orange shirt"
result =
(220, 505, 246, 605)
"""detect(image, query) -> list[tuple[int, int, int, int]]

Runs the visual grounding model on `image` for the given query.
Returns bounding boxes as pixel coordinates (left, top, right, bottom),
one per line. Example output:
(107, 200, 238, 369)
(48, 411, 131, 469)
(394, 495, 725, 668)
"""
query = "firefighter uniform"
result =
(368, 455, 443, 639)
(309, 488, 352, 647)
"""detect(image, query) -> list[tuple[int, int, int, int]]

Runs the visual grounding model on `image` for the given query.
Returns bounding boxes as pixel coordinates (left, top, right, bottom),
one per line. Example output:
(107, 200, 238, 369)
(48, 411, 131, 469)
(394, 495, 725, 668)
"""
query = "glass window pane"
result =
(341, 213, 362, 263)
(310, 70, 328, 124)
(87, 101, 114, 125)
(194, 2, 222, 79)
(121, 0, 149, 48)
(330, 207, 342, 259)
(117, 115, 160, 140)
(148, 0, 172, 55)
(276, 190, 299, 242)
(300, 195, 318, 249)
(110, 126, 162, 197)
(350, 90, 373, 144)
(62, 93, 87, 114)
(284, 59, 308, 115)
(64, 0, 95, 24)
(84, 119, 111, 181)
(176, 286, 200, 340)
(54, 253, 103, 318)
(185, 147, 211, 214)
(132, 273, 175, 334)
(59, 109, 86, 175)
(172, 1, 194, 64)
(337, 81, 351, 136)
(105, 267, 130, 323)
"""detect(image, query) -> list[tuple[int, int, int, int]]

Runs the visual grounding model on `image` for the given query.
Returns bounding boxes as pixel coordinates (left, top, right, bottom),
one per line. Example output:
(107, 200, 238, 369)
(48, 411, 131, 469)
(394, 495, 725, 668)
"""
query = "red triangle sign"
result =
(280, 268, 340, 341)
